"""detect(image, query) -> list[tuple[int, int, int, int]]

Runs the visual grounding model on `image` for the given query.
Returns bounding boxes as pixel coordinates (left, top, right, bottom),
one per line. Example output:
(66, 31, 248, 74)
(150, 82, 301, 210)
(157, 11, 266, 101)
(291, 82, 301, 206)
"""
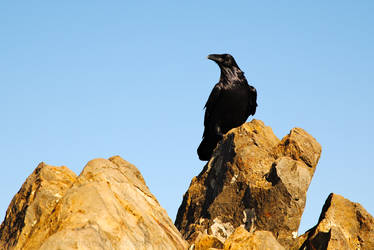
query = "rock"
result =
(296, 193, 374, 250)
(193, 233, 224, 250)
(0, 163, 77, 249)
(223, 227, 285, 250)
(175, 120, 322, 248)
(0, 156, 188, 250)
(4, 121, 372, 249)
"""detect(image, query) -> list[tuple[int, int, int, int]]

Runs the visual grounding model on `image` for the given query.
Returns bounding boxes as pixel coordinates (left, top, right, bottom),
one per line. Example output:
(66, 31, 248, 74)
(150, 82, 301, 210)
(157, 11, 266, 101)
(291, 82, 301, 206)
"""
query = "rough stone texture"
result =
(296, 193, 374, 250)
(3, 121, 373, 249)
(223, 227, 284, 250)
(175, 120, 322, 248)
(0, 156, 188, 250)
(0, 163, 77, 249)
(193, 233, 224, 250)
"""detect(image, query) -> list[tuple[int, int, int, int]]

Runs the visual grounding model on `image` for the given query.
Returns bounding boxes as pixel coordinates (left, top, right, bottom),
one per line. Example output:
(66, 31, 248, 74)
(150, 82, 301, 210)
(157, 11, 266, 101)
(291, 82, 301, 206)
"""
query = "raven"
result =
(197, 54, 257, 161)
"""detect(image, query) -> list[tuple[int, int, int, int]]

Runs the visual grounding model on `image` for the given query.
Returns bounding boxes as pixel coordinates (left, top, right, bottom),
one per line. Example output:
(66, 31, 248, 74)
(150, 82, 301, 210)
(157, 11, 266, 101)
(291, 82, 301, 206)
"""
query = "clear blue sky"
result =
(1, 1, 373, 234)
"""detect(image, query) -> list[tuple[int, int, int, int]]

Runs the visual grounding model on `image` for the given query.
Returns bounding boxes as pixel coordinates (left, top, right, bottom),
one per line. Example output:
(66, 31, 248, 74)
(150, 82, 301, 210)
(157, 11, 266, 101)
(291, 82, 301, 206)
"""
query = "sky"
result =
(1, 1, 373, 235)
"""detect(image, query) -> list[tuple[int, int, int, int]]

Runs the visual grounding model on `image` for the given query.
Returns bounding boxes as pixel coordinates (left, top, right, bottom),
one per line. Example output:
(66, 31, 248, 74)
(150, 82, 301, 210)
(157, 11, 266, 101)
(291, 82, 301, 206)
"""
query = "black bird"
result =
(197, 54, 257, 161)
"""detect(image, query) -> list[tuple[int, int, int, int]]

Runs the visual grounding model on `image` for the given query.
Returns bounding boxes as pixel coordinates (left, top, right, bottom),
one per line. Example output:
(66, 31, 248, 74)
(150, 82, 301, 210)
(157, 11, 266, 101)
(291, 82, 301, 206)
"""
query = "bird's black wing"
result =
(247, 85, 257, 116)
(203, 83, 222, 128)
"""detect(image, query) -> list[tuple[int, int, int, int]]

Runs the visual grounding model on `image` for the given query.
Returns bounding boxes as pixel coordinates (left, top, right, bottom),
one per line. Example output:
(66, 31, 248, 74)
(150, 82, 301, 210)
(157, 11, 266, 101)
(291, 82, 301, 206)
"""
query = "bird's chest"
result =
(212, 87, 248, 129)
(220, 86, 249, 110)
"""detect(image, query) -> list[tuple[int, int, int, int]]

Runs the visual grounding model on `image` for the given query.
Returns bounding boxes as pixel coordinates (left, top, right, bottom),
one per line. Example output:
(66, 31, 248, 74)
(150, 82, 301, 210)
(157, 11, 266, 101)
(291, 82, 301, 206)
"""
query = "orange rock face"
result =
(224, 227, 285, 250)
(1, 120, 373, 249)
(297, 193, 374, 250)
(0, 156, 188, 250)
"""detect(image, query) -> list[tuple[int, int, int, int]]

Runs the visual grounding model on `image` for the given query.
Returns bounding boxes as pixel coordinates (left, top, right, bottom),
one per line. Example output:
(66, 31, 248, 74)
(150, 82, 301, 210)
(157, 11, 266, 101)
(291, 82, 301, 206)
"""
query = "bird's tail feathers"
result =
(197, 136, 220, 161)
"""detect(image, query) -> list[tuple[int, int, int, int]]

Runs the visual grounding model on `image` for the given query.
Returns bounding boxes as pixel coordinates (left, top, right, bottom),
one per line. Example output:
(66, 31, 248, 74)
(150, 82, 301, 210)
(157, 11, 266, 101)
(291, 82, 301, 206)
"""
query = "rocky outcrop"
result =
(296, 193, 374, 250)
(1, 120, 373, 249)
(0, 156, 188, 250)
(175, 119, 322, 248)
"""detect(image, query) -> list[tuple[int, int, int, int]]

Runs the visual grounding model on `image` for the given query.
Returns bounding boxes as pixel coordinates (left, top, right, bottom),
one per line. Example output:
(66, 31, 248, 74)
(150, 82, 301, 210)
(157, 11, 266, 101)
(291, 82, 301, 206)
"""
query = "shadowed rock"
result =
(175, 119, 322, 248)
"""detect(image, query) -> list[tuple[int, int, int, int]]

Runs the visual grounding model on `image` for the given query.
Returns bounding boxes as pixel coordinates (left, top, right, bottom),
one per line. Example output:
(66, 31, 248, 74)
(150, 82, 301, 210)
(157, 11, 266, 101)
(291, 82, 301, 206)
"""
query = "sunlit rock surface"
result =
(296, 193, 374, 250)
(1, 120, 373, 249)
(0, 156, 188, 250)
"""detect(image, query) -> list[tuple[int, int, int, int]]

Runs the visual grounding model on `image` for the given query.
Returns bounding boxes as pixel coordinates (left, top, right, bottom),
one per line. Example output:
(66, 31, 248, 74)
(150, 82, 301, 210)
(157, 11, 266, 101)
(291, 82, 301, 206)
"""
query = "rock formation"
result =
(1, 120, 373, 249)
(0, 156, 188, 250)
(175, 119, 322, 248)
(296, 193, 374, 250)
(0, 163, 77, 249)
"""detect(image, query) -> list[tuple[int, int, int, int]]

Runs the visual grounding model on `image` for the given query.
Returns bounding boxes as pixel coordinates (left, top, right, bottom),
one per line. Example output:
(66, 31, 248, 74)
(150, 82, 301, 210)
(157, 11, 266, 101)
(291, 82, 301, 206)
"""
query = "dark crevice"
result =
(265, 162, 280, 186)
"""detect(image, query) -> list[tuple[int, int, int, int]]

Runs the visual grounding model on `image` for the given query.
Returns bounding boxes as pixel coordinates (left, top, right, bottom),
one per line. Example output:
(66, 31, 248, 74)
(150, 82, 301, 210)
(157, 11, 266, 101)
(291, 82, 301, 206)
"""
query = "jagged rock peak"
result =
(1, 120, 373, 249)
(175, 119, 322, 248)
(0, 156, 188, 250)
(296, 193, 374, 250)
(0, 162, 77, 249)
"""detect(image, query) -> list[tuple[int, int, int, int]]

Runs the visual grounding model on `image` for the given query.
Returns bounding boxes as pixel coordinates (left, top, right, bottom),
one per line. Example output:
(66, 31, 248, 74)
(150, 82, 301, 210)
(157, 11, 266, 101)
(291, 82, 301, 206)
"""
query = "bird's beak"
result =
(207, 54, 223, 63)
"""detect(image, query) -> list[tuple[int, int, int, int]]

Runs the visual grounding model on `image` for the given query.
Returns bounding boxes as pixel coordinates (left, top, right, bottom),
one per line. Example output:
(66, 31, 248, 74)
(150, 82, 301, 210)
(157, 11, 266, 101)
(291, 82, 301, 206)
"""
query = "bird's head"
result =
(207, 54, 239, 68)
(207, 53, 243, 81)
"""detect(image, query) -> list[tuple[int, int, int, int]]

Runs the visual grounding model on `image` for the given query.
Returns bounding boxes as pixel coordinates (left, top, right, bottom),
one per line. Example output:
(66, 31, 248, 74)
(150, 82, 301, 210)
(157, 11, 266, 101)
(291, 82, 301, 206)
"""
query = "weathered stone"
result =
(296, 193, 374, 250)
(273, 127, 321, 170)
(223, 226, 285, 250)
(0, 163, 77, 249)
(175, 120, 321, 248)
(0, 156, 188, 250)
(193, 233, 224, 250)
